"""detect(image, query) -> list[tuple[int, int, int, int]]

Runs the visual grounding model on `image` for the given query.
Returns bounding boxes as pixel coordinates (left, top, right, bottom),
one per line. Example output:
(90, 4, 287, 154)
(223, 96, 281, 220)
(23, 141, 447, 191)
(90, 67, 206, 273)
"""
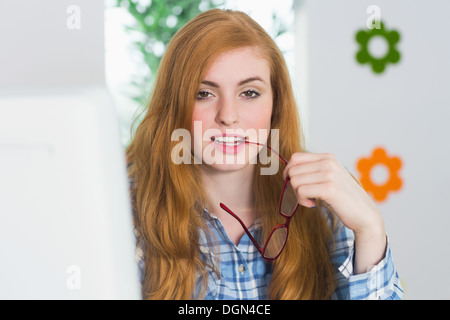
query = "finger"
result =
(283, 155, 336, 180)
(284, 159, 328, 180)
(289, 174, 326, 208)
(291, 182, 332, 208)
(304, 198, 317, 208)
(287, 152, 333, 166)
(289, 171, 330, 187)
(284, 152, 334, 174)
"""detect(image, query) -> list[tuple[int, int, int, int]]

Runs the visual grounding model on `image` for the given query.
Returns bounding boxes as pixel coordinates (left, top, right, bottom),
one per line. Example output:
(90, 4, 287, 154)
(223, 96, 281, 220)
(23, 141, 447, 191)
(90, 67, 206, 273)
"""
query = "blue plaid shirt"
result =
(136, 207, 403, 300)
(195, 208, 403, 300)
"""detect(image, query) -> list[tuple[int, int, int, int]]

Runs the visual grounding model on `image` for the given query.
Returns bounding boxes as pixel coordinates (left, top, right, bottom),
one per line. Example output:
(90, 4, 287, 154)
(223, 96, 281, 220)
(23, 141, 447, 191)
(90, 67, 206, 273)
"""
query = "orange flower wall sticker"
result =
(357, 147, 403, 202)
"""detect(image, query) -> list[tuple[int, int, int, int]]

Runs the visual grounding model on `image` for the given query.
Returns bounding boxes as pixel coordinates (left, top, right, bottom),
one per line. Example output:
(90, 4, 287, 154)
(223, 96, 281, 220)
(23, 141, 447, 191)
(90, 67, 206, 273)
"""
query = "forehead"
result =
(202, 47, 271, 83)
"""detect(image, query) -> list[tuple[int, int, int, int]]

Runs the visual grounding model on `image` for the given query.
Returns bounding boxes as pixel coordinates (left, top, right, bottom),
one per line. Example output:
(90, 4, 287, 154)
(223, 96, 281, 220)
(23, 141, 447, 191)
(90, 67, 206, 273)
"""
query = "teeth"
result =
(212, 136, 245, 144)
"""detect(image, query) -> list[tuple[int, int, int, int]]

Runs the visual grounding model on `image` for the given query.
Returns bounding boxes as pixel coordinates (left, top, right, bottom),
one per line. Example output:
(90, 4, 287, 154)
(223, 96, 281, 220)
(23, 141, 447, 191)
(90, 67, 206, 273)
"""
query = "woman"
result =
(127, 9, 403, 300)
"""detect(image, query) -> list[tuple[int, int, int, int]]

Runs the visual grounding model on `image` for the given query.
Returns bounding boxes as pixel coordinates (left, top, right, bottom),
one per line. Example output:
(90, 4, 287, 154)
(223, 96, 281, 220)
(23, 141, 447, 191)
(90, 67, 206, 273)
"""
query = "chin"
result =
(202, 161, 256, 174)
(201, 152, 258, 172)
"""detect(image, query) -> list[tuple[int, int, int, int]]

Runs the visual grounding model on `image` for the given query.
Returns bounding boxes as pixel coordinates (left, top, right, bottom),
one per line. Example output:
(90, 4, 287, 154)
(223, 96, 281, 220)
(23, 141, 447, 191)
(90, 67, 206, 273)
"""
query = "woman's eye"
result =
(197, 91, 212, 100)
(241, 90, 260, 98)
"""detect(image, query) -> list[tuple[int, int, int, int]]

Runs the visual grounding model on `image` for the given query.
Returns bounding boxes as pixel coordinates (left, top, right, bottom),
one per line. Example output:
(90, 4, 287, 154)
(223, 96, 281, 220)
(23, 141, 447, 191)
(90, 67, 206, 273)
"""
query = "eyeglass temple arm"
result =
(219, 203, 264, 255)
(244, 140, 288, 165)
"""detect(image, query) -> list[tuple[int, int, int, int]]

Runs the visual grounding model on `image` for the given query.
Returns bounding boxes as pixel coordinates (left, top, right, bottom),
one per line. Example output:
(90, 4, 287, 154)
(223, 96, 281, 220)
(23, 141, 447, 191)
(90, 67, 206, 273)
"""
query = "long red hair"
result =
(126, 9, 336, 299)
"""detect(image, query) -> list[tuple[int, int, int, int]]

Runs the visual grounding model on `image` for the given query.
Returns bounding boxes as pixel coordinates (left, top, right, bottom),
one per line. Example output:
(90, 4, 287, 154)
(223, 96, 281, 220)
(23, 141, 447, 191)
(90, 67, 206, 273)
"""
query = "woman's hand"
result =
(283, 152, 387, 274)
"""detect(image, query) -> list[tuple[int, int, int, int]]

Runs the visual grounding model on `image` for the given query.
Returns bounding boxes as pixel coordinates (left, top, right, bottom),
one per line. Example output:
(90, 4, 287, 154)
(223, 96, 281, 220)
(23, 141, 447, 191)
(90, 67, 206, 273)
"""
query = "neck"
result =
(200, 164, 256, 244)
(201, 165, 255, 212)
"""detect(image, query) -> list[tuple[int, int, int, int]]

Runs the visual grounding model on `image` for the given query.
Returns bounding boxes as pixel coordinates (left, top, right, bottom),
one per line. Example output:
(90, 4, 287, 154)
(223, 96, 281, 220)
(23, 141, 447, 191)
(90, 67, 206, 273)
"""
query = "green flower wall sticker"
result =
(355, 21, 401, 74)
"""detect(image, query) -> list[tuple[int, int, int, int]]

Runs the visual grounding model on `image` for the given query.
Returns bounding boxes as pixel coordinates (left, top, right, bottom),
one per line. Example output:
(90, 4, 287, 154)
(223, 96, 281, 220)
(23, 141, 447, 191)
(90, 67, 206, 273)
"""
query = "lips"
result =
(210, 135, 247, 145)
(210, 134, 248, 154)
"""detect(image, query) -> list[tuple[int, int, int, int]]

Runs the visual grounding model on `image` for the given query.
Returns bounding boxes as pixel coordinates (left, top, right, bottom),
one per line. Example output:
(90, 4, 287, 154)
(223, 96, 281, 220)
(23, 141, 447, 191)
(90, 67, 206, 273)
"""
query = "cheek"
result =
(253, 110, 272, 127)
(246, 101, 273, 130)
(191, 105, 214, 156)
(191, 105, 209, 139)
(191, 103, 218, 130)
(191, 104, 204, 123)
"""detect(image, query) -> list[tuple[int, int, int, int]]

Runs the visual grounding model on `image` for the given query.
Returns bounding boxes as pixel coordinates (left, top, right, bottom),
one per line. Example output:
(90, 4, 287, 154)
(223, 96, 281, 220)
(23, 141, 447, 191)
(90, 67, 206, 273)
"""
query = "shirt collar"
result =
(202, 207, 262, 232)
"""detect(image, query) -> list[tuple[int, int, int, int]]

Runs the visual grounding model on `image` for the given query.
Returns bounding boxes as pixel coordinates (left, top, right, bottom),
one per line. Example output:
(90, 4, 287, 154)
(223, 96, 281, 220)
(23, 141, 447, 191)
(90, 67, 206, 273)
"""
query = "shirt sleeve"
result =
(329, 219, 404, 300)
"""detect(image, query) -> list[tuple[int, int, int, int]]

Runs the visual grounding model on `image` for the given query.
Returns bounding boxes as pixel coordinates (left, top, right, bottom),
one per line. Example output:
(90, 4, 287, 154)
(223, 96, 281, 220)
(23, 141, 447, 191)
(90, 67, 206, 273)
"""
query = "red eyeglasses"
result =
(219, 141, 299, 262)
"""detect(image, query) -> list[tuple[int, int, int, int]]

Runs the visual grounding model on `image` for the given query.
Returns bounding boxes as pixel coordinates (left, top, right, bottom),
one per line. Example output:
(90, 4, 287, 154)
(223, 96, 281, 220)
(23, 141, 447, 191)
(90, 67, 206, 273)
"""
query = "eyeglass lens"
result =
(263, 226, 288, 259)
(280, 180, 298, 217)
(262, 181, 298, 259)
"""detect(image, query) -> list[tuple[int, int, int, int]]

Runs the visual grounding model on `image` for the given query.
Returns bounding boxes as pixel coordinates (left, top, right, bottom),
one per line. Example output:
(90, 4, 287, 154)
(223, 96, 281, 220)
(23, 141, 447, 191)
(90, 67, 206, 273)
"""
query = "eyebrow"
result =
(201, 76, 266, 88)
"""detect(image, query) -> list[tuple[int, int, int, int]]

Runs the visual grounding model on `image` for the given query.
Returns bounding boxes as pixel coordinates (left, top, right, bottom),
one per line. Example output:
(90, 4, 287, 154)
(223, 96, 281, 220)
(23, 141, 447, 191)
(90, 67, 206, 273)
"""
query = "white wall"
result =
(294, 0, 450, 299)
(0, 0, 105, 89)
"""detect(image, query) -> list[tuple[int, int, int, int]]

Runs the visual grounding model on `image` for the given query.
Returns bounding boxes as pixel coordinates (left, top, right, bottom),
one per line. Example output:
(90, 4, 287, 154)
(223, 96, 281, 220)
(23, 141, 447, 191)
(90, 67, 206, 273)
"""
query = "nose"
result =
(215, 96, 239, 126)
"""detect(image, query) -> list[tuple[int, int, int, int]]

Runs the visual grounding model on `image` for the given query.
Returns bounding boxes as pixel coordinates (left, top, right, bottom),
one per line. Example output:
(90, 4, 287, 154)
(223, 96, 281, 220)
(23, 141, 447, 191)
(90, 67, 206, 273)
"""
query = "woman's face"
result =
(191, 46, 273, 172)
